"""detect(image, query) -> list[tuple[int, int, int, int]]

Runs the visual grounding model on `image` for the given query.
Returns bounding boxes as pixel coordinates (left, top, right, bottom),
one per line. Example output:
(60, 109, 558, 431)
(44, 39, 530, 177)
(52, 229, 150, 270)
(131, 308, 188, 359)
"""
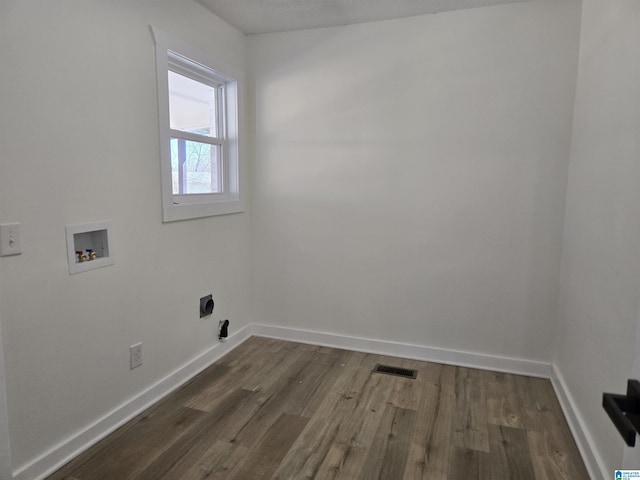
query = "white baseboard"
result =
(251, 323, 552, 378)
(551, 365, 608, 480)
(256, 324, 608, 479)
(16, 324, 252, 480)
(17, 323, 606, 480)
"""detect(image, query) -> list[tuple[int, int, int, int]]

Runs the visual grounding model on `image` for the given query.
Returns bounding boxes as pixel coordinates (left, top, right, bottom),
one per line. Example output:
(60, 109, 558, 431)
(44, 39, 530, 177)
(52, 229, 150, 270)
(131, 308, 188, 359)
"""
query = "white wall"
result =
(249, 0, 581, 362)
(5, 0, 637, 476)
(0, 310, 11, 480)
(555, 0, 640, 474)
(0, 0, 250, 474)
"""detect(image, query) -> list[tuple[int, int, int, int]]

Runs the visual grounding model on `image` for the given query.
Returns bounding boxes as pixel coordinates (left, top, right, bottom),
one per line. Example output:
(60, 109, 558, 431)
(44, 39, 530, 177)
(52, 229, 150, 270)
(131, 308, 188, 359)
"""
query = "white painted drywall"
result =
(0, 0, 250, 472)
(0, 3, 14, 474)
(624, 310, 640, 469)
(6, 0, 635, 475)
(199, 0, 531, 34)
(555, 0, 640, 473)
(0, 311, 11, 480)
(249, 0, 581, 363)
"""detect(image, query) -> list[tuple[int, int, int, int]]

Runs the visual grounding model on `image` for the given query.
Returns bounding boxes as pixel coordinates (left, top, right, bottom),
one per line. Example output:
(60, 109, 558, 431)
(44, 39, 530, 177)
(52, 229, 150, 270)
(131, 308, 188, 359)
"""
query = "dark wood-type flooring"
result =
(48, 337, 589, 479)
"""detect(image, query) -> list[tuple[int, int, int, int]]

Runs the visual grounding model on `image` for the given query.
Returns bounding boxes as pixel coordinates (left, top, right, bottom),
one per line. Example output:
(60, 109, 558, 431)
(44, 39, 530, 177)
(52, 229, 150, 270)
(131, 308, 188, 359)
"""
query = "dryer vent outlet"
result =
(200, 295, 214, 317)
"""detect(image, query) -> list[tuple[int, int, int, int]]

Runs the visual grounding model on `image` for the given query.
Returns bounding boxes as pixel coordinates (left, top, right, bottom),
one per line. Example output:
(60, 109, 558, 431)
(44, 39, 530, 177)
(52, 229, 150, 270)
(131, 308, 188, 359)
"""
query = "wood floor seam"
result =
(47, 337, 589, 480)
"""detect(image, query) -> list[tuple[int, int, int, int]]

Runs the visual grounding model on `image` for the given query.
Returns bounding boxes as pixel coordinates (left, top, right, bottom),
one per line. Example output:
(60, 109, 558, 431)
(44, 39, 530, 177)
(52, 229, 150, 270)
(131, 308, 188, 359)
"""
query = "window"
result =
(168, 71, 222, 196)
(151, 27, 244, 221)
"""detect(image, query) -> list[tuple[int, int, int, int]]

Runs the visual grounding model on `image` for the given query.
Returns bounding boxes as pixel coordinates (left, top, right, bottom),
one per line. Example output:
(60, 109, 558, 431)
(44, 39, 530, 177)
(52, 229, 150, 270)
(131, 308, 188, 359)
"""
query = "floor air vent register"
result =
(373, 364, 417, 379)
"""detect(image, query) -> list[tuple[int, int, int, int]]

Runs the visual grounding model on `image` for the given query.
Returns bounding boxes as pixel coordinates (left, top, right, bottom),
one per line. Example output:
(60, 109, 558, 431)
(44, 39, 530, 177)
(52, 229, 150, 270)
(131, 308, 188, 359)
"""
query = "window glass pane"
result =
(170, 139, 221, 194)
(168, 71, 217, 137)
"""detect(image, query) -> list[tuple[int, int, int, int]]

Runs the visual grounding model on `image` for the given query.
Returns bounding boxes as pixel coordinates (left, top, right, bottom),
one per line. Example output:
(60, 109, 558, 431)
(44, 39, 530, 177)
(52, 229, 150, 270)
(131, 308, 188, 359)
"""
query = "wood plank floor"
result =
(48, 337, 589, 479)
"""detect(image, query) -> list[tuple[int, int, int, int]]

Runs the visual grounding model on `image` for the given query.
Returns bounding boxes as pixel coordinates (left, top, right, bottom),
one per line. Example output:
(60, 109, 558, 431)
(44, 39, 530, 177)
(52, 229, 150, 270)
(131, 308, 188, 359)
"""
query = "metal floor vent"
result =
(373, 364, 417, 379)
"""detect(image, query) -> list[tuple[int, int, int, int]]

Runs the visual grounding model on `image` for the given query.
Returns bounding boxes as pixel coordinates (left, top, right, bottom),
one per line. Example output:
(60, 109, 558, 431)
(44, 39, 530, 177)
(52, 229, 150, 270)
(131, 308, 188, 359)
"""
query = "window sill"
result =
(162, 198, 244, 222)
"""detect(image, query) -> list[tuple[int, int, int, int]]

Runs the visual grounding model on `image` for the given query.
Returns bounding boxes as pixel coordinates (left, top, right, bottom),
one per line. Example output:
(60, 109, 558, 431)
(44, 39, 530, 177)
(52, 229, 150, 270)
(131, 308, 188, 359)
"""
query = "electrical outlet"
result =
(130, 343, 142, 370)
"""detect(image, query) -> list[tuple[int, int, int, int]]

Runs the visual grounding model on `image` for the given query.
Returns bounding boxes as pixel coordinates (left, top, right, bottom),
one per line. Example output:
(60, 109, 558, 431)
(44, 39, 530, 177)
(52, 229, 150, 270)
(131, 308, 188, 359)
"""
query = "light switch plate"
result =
(0, 223, 21, 256)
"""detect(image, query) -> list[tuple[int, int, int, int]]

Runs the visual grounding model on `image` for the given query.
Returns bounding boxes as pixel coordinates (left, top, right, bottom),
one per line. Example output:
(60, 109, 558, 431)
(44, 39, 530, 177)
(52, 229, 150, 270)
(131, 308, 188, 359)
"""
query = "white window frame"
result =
(151, 26, 244, 222)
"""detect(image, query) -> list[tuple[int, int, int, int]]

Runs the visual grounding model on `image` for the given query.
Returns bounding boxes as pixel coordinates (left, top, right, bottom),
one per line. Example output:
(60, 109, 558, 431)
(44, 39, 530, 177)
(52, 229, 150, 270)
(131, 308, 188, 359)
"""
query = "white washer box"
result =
(65, 221, 113, 274)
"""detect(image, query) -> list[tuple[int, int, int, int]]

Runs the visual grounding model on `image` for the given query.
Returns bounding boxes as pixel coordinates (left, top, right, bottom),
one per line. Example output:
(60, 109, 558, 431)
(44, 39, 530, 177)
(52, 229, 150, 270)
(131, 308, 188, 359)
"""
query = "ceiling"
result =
(197, 0, 532, 35)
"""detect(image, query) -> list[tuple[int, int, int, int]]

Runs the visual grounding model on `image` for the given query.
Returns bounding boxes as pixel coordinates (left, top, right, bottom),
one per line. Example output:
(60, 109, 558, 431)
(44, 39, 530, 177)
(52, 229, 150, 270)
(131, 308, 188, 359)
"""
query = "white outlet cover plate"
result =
(130, 343, 142, 370)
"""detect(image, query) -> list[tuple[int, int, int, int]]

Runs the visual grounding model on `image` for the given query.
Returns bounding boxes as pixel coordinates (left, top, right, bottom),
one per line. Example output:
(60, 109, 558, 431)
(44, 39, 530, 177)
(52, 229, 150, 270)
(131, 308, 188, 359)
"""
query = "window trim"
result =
(151, 26, 244, 222)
